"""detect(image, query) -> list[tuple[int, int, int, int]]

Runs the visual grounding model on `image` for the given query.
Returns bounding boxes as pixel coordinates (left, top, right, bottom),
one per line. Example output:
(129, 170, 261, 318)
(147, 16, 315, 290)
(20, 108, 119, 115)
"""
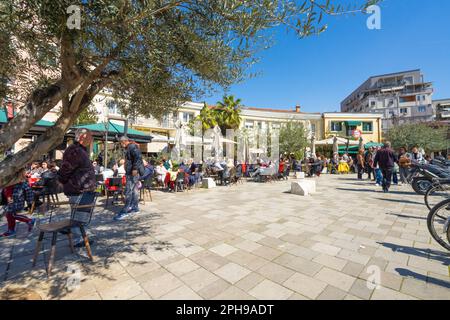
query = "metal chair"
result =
(175, 171, 186, 192)
(105, 177, 124, 207)
(139, 176, 153, 204)
(32, 192, 98, 276)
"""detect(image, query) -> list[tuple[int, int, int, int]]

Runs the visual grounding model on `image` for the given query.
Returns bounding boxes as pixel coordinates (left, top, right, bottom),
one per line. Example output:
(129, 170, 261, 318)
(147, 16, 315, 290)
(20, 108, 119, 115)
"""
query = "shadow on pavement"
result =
(385, 212, 427, 220)
(378, 242, 450, 265)
(377, 197, 426, 205)
(395, 268, 450, 289)
(0, 204, 172, 300)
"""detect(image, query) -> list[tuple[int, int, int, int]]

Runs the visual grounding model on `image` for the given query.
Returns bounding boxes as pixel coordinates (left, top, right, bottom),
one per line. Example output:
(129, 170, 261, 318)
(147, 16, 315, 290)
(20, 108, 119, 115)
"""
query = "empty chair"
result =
(32, 192, 98, 276)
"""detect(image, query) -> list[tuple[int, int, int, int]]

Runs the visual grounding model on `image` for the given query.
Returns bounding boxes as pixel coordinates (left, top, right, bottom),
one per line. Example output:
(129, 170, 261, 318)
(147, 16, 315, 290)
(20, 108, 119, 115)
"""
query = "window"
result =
(245, 121, 254, 129)
(417, 95, 421, 101)
(106, 100, 119, 114)
(330, 121, 342, 132)
(418, 106, 426, 113)
(182, 112, 194, 123)
(400, 96, 415, 103)
(370, 101, 376, 107)
(400, 108, 408, 114)
(311, 124, 316, 133)
(362, 122, 373, 132)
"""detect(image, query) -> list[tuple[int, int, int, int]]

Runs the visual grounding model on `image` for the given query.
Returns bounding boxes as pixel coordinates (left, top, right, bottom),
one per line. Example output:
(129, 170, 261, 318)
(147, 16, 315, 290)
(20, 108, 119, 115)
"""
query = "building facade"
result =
(433, 98, 450, 121)
(341, 69, 434, 131)
(321, 113, 383, 143)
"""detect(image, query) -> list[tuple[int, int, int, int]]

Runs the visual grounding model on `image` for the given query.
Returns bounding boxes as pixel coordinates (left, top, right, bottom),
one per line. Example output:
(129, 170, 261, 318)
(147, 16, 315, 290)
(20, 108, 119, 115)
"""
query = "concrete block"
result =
(202, 178, 216, 188)
(291, 180, 316, 196)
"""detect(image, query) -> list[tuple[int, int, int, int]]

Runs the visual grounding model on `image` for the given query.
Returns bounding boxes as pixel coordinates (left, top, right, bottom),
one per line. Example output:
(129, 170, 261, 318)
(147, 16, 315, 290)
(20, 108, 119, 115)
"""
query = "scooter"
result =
(408, 161, 450, 195)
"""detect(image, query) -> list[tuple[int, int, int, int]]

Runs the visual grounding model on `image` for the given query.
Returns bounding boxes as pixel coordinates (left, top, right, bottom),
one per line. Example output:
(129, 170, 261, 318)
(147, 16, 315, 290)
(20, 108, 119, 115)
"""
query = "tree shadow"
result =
(0, 204, 174, 300)
(395, 268, 450, 289)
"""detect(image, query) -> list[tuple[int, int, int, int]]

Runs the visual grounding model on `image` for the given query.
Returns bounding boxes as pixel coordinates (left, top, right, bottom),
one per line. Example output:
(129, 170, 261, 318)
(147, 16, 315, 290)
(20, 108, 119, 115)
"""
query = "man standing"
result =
(58, 128, 96, 246)
(373, 141, 397, 193)
(114, 136, 145, 221)
(364, 147, 374, 180)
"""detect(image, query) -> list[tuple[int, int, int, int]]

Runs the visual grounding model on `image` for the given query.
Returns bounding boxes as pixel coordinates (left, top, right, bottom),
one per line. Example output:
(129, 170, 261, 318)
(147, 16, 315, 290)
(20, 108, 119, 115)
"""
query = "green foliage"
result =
(279, 121, 308, 158)
(73, 105, 99, 126)
(215, 95, 242, 132)
(385, 123, 448, 153)
(0, 0, 378, 118)
(191, 95, 242, 134)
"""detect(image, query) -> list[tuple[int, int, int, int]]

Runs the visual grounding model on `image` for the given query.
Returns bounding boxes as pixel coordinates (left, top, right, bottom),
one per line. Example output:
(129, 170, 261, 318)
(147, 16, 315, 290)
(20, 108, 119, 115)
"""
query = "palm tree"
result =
(215, 95, 242, 134)
(193, 102, 218, 132)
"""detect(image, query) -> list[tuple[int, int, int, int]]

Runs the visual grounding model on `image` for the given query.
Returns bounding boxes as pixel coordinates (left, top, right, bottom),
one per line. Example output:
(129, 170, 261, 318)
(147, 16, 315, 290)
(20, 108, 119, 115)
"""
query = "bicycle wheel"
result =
(427, 198, 450, 251)
(424, 184, 450, 210)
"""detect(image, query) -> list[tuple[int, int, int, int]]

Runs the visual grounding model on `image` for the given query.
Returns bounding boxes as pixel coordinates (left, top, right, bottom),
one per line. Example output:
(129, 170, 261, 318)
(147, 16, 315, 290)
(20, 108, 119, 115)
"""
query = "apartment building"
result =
(433, 98, 450, 121)
(341, 69, 434, 131)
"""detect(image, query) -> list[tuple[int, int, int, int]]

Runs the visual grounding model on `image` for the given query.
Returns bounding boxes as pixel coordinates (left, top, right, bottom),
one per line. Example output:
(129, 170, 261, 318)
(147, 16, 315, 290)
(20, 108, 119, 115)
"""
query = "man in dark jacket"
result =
(58, 128, 96, 246)
(114, 136, 145, 220)
(58, 128, 96, 197)
(373, 141, 397, 193)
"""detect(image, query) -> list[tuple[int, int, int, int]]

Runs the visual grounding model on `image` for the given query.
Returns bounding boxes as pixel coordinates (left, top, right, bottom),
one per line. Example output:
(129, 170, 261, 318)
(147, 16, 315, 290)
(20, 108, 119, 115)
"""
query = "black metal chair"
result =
(32, 192, 98, 276)
(139, 176, 153, 204)
(175, 171, 186, 192)
(105, 177, 124, 207)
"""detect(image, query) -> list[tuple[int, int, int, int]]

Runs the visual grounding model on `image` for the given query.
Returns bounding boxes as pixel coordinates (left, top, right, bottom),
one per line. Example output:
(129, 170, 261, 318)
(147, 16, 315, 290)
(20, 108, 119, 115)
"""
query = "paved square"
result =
(1, 175, 449, 300)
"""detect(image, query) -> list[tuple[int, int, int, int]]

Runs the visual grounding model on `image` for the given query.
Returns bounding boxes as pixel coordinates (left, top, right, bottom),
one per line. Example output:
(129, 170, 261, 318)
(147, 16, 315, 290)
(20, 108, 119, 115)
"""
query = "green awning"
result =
(345, 121, 362, 126)
(364, 142, 383, 148)
(72, 122, 151, 143)
(338, 145, 359, 154)
(0, 110, 54, 127)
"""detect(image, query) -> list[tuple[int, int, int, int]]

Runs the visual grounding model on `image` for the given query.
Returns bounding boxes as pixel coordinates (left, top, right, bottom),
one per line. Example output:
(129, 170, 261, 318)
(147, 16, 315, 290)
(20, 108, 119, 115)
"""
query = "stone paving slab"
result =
(0, 174, 449, 300)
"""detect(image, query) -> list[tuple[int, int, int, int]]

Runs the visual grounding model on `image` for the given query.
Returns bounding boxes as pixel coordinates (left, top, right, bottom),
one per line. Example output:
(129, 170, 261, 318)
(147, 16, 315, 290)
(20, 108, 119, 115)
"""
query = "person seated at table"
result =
(1, 168, 35, 237)
(117, 159, 126, 177)
(155, 161, 168, 188)
(278, 158, 285, 179)
(338, 157, 350, 174)
(32, 162, 60, 207)
(141, 160, 154, 180)
(28, 162, 43, 178)
(221, 159, 234, 185)
(50, 160, 60, 171)
(165, 166, 180, 192)
(92, 160, 103, 174)
(163, 157, 172, 171)
(41, 161, 49, 175)
(179, 160, 189, 172)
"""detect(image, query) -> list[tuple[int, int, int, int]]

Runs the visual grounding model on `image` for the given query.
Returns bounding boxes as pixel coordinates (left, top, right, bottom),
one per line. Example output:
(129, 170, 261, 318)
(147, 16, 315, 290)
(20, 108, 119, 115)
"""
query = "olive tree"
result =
(0, 0, 378, 186)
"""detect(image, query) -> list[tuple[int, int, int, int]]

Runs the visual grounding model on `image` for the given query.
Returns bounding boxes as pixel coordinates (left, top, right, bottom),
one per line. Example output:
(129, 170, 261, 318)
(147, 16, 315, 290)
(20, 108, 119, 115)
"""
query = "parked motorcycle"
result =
(407, 161, 450, 195)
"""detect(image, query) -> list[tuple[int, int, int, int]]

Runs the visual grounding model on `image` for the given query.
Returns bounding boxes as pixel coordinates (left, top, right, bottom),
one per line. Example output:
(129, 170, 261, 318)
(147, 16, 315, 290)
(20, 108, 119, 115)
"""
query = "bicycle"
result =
(427, 197, 450, 251)
(424, 178, 450, 210)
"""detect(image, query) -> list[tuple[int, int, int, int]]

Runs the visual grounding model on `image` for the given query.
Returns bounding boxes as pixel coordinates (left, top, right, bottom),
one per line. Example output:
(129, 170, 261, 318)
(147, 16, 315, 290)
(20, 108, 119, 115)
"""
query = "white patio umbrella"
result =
(310, 136, 316, 158)
(332, 136, 338, 154)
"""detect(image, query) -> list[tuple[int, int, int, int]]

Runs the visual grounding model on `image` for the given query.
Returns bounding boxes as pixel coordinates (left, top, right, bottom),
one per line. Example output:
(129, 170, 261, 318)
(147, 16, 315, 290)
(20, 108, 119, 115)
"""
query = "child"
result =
(1, 169, 35, 237)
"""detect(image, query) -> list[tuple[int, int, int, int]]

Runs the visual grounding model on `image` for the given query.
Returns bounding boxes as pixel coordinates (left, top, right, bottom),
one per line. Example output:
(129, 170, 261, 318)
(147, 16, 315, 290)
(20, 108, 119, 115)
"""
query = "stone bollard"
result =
(290, 180, 316, 196)
(202, 178, 216, 188)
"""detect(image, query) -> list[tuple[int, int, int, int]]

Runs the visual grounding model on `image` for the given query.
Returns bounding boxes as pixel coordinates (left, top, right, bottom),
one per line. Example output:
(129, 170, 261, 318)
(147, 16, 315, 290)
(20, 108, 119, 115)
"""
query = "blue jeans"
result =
(392, 171, 398, 184)
(124, 175, 139, 212)
(375, 168, 383, 185)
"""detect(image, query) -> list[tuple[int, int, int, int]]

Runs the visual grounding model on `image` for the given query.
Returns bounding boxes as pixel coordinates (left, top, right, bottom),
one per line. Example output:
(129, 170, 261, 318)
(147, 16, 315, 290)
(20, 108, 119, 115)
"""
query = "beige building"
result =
(321, 113, 383, 143)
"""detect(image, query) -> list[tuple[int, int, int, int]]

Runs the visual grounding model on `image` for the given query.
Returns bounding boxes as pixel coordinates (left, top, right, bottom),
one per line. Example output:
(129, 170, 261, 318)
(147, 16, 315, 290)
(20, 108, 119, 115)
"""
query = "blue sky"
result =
(202, 0, 450, 113)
